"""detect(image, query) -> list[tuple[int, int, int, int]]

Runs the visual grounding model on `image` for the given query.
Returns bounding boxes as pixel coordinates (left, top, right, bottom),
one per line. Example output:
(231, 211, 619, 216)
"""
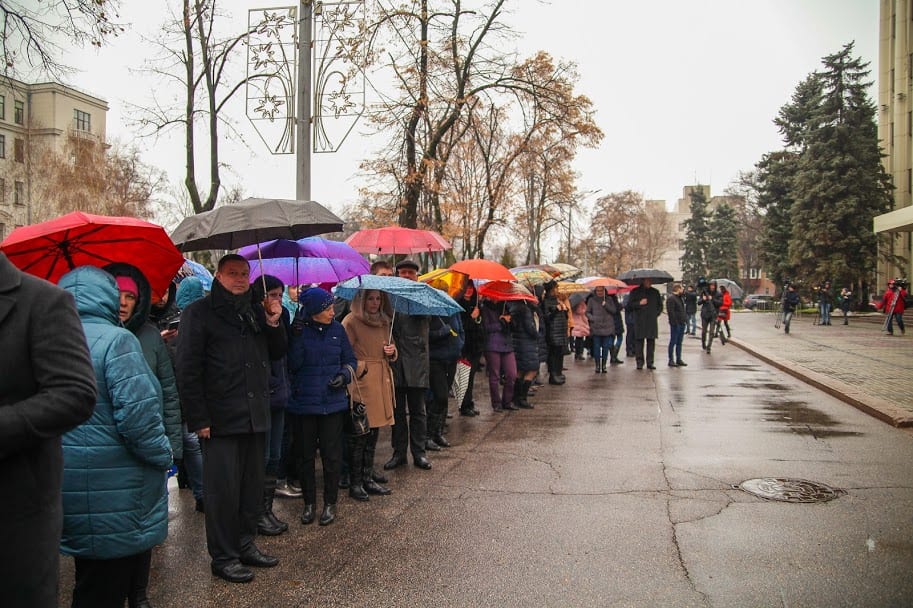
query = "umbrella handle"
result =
(257, 242, 269, 309)
(388, 308, 396, 345)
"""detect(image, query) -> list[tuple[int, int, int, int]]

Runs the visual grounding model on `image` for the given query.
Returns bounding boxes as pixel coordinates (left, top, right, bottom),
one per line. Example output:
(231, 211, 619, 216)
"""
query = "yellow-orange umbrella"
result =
(419, 268, 470, 300)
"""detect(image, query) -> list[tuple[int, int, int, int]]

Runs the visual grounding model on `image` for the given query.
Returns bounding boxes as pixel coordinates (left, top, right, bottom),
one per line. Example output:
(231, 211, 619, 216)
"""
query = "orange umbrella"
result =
(584, 276, 627, 289)
(450, 259, 516, 281)
(477, 280, 538, 304)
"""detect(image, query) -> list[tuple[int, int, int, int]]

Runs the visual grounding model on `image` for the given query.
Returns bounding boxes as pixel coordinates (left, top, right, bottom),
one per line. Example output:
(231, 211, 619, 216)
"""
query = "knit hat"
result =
(116, 276, 139, 298)
(300, 287, 335, 316)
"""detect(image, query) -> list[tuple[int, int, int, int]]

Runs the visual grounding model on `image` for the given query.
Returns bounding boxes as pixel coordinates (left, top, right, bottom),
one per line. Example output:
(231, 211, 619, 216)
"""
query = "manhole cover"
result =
(738, 478, 845, 503)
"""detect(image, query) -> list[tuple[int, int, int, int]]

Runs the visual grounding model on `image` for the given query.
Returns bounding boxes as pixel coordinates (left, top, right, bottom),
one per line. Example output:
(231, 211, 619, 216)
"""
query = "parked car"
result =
(743, 294, 775, 310)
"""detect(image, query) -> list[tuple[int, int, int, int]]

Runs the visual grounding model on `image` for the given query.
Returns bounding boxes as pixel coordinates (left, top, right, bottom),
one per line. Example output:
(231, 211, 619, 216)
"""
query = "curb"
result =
(728, 338, 913, 428)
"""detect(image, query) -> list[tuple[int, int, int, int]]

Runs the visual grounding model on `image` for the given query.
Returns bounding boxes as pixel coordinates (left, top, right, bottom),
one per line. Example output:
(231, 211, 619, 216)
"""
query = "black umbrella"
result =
(170, 198, 344, 252)
(617, 268, 675, 285)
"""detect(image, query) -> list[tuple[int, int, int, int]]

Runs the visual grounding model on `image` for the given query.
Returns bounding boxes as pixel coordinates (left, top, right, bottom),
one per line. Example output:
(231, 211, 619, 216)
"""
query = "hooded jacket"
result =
(586, 291, 617, 337)
(176, 277, 206, 310)
(58, 266, 171, 559)
(287, 308, 357, 416)
(105, 262, 182, 459)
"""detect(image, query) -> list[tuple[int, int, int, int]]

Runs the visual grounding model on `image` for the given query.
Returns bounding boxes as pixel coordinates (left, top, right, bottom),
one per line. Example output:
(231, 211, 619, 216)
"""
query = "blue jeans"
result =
(181, 423, 204, 500)
(592, 335, 612, 362)
(613, 332, 624, 351)
(668, 324, 685, 362)
(686, 313, 697, 335)
(819, 302, 831, 324)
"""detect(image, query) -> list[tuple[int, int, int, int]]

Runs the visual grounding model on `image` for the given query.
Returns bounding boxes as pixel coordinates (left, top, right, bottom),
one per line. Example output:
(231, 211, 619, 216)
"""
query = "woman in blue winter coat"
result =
(286, 288, 357, 526)
(58, 266, 172, 608)
(510, 299, 539, 409)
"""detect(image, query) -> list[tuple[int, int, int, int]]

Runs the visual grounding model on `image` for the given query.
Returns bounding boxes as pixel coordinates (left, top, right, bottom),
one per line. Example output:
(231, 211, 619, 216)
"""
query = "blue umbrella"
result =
(334, 275, 462, 316)
(177, 258, 213, 291)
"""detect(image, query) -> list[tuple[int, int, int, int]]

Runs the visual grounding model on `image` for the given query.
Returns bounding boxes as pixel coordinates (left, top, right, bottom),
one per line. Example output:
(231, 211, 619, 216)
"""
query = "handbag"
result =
(344, 364, 370, 436)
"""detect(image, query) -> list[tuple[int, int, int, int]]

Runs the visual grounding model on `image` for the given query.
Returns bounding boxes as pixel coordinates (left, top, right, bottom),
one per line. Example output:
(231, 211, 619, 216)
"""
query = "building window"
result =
(0, 95, 4, 120)
(0, 134, 4, 158)
(14, 100, 23, 125)
(74, 109, 91, 132)
(14, 180, 24, 205)
(13, 138, 23, 163)
(0, 178, 5, 203)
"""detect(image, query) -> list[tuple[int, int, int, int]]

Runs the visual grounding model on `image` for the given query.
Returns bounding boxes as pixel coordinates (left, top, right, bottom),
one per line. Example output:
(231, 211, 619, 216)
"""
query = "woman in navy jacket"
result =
(287, 288, 357, 526)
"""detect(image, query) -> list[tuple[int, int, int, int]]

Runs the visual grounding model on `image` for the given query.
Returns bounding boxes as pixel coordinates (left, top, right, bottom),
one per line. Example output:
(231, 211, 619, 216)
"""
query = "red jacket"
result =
(718, 291, 732, 320)
(879, 288, 907, 314)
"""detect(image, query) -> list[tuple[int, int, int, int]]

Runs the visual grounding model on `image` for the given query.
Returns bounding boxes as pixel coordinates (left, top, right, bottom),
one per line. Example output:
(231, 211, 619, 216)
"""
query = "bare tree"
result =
(0, 0, 123, 78)
(132, 0, 256, 214)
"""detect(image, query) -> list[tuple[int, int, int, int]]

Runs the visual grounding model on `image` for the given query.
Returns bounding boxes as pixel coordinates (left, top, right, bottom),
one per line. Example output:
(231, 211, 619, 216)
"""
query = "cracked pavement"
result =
(57, 329, 913, 607)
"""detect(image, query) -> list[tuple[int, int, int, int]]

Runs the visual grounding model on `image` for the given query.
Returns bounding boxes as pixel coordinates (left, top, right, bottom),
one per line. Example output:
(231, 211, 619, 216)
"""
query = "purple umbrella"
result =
(237, 237, 369, 286)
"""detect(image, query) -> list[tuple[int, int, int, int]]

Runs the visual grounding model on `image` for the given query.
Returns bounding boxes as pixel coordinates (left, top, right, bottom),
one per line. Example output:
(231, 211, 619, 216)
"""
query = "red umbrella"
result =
(477, 280, 538, 304)
(0, 212, 184, 297)
(450, 259, 516, 281)
(345, 226, 451, 255)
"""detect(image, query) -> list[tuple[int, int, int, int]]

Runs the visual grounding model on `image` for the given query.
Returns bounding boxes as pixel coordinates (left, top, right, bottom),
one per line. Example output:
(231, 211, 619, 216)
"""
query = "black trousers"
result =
(72, 549, 150, 608)
(634, 338, 656, 367)
(202, 433, 265, 568)
(393, 386, 428, 459)
(428, 359, 456, 436)
(288, 411, 345, 505)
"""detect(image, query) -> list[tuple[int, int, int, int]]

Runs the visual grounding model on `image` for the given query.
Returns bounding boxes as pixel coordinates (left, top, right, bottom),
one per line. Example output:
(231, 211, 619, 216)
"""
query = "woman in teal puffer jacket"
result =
(58, 266, 172, 608)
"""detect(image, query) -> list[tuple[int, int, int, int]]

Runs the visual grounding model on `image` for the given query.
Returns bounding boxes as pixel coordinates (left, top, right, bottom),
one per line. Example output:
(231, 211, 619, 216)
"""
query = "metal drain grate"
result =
(738, 478, 845, 503)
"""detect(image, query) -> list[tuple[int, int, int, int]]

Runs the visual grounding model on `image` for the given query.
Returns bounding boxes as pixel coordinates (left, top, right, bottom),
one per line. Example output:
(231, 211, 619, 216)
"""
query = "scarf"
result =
(212, 279, 261, 334)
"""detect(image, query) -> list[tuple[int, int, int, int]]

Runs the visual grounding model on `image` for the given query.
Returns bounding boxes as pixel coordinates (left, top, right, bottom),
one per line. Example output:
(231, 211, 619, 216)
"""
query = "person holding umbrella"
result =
(175, 254, 287, 583)
(342, 290, 397, 498)
(384, 259, 433, 471)
(626, 278, 663, 370)
(586, 285, 617, 373)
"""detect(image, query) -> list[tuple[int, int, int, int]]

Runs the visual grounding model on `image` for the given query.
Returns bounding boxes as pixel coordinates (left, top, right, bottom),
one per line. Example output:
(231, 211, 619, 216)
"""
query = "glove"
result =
(328, 373, 346, 389)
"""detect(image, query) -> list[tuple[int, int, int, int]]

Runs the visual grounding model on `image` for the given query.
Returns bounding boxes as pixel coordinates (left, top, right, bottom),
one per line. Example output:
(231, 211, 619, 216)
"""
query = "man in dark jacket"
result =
(683, 284, 698, 335)
(175, 254, 287, 584)
(542, 280, 569, 384)
(699, 280, 722, 351)
(626, 278, 663, 370)
(781, 283, 801, 334)
(0, 253, 96, 608)
(427, 313, 464, 448)
(385, 259, 433, 470)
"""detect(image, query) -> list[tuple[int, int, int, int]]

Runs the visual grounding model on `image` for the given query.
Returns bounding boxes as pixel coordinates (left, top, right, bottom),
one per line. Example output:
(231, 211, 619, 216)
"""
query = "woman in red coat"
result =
(718, 285, 733, 338)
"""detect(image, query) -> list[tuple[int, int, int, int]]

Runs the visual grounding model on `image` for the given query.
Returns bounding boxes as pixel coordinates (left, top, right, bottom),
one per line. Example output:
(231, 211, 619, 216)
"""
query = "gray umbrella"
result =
(617, 268, 675, 285)
(171, 198, 344, 252)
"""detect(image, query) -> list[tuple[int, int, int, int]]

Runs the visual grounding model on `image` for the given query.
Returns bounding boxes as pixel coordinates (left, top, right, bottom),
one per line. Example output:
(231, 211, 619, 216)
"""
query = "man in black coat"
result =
(0, 252, 97, 608)
(625, 278, 663, 370)
(384, 259, 433, 471)
(176, 254, 287, 584)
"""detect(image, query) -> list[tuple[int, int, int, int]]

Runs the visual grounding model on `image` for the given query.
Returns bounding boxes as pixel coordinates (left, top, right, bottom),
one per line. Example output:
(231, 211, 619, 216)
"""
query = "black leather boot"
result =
(348, 435, 369, 501)
(301, 503, 316, 524)
(362, 430, 388, 483)
(257, 480, 284, 536)
(319, 503, 337, 526)
(263, 477, 288, 533)
(516, 380, 534, 408)
(362, 463, 391, 495)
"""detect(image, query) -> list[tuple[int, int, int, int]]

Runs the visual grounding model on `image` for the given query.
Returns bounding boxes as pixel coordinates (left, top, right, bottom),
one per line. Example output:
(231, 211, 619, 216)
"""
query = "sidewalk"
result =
(722, 309, 913, 427)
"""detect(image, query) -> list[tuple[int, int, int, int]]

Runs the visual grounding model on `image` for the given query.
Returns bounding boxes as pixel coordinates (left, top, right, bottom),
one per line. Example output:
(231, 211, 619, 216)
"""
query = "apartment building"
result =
(875, 0, 913, 282)
(0, 78, 108, 240)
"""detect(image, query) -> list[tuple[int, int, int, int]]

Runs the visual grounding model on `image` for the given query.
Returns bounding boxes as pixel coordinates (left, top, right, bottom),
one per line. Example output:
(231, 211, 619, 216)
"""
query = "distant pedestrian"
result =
(481, 297, 517, 412)
(609, 292, 625, 365)
(585, 285, 617, 373)
(683, 284, 698, 336)
(570, 297, 590, 360)
(510, 298, 540, 408)
(781, 283, 800, 334)
(542, 280, 569, 384)
(818, 281, 833, 326)
(667, 283, 688, 367)
(838, 286, 853, 325)
(457, 283, 485, 417)
(718, 284, 733, 339)
(0, 253, 96, 608)
(699, 279, 722, 352)
(877, 279, 907, 336)
(58, 266, 172, 608)
(626, 278, 663, 370)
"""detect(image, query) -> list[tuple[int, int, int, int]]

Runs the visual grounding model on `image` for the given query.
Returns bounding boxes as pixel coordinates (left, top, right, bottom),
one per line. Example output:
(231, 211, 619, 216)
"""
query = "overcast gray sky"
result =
(63, 0, 879, 250)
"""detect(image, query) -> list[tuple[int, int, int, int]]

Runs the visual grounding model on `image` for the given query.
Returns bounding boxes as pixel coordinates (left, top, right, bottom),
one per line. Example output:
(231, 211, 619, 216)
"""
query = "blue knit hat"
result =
(300, 287, 335, 316)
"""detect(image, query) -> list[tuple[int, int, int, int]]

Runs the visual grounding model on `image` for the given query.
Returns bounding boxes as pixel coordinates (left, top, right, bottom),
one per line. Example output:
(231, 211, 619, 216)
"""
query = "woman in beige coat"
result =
(342, 290, 398, 499)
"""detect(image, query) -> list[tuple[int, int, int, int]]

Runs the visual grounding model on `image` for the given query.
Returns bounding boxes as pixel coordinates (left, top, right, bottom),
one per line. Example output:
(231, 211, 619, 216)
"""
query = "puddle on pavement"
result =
(759, 399, 863, 438)
(737, 382, 791, 391)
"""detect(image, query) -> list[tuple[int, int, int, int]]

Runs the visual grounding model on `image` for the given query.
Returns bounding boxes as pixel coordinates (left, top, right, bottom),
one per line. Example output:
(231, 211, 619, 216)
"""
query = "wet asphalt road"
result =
(59, 339, 913, 607)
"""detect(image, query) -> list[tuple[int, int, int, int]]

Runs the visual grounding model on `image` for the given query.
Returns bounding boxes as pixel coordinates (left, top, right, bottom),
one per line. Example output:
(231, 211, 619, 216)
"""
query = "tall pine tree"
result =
(787, 43, 892, 288)
(679, 187, 710, 284)
(758, 43, 893, 290)
(706, 204, 740, 280)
